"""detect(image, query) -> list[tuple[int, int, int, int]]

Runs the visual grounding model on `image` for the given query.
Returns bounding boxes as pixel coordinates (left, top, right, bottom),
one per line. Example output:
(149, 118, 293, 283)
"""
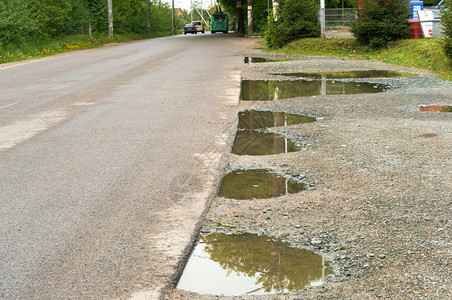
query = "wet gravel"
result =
(165, 49, 452, 299)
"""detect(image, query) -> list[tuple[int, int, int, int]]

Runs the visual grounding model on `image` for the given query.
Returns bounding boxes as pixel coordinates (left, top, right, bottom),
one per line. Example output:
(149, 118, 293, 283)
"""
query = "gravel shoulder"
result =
(165, 47, 452, 299)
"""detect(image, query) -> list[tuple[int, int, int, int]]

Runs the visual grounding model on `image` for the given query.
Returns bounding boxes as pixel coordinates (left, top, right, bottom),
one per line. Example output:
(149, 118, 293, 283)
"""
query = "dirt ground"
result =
(164, 47, 452, 299)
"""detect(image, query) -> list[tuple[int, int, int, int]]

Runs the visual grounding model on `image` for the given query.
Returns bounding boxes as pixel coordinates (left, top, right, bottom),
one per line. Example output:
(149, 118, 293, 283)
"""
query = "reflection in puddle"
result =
(273, 70, 417, 78)
(177, 232, 334, 296)
(244, 57, 300, 63)
(218, 169, 306, 200)
(232, 130, 300, 155)
(419, 105, 452, 112)
(238, 110, 316, 129)
(241, 80, 389, 101)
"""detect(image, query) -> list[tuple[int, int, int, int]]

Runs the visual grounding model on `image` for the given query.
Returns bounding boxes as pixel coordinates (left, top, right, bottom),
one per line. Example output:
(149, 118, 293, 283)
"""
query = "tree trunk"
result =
(247, 0, 253, 34)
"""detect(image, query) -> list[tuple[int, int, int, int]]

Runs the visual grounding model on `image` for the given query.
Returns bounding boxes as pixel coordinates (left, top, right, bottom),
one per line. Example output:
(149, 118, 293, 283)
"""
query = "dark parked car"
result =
(184, 24, 197, 35)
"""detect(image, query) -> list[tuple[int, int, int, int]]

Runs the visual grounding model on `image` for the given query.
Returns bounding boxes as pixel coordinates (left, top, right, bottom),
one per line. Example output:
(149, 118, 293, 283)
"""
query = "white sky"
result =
(163, 0, 216, 12)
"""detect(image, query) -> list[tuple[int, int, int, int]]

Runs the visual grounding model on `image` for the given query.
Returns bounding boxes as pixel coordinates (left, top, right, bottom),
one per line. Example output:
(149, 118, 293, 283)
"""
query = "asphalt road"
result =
(0, 33, 253, 299)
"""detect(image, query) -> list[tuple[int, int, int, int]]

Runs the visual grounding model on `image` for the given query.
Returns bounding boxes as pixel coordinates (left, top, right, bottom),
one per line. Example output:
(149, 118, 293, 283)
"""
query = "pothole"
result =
(244, 57, 300, 63)
(218, 169, 306, 200)
(419, 105, 452, 112)
(232, 130, 300, 156)
(177, 232, 334, 296)
(238, 110, 316, 129)
(241, 80, 389, 101)
(271, 70, 418, 78)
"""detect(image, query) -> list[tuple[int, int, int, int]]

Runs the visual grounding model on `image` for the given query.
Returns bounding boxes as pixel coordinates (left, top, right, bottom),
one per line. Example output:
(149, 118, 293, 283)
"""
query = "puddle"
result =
(272, 70, 417, 78)
(232, 130, 300, 155)
(238, 110, 316, 129)
(244, 57, 299, 63)
(177, 232, 334, 296)
(241, 80, 389, 101)
(419, 105, 452, 112)
(218, 169, 306, 200)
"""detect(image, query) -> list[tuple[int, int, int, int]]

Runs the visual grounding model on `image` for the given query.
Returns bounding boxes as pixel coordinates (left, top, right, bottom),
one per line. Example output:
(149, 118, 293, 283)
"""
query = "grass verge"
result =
(261, 38, 452, 81)
(0, 32, 174, 64)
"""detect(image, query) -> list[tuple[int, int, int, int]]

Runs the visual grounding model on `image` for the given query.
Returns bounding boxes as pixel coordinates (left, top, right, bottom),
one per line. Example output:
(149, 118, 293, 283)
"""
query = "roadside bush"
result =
(265, 10, 276, 48)
(351, 0, 410, 49)
(442, 0, 452, 60)
(268, 0, 320, 48)
(0, 0, 39, 46)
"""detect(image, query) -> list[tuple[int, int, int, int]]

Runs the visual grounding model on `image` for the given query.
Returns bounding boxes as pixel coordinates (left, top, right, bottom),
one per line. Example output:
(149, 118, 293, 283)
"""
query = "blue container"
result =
(410, 1, 424, 19)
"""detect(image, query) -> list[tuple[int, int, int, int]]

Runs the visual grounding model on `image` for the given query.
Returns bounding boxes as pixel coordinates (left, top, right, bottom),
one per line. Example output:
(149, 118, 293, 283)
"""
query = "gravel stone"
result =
(165, 48, 452, 300)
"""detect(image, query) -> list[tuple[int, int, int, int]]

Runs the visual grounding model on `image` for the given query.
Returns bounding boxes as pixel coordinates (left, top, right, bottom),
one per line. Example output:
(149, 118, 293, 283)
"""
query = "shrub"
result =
(268, 0, 320, 48)
(442, 0, 452, 60)
(0, 0, 39, 46)
(351, 0, 410, 49)
(265, 10, 276, 48)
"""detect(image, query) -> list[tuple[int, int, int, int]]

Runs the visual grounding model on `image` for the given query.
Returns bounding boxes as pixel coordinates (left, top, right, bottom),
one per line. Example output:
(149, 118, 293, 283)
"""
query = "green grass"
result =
(260, 38, 452, 81)
(0, 32, 174, 64)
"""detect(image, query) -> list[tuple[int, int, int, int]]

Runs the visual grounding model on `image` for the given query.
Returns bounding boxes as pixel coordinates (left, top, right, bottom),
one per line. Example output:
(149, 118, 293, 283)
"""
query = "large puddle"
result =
(241, 80, 389, 101)
(244, 57, 300, 63)
(232, 130, 300, 155)
(218, 169, 306, 200)
(177, 232, 334, 296)
(272, 70, 417, 78)
(238, 110, 316, 129)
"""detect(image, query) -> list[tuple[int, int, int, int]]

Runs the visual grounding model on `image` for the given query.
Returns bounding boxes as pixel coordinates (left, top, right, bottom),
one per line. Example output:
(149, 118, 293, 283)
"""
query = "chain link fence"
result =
(321, 8, 444, 38)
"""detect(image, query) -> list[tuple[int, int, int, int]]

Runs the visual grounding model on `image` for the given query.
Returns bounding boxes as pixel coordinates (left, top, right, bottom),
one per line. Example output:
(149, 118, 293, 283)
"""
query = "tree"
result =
(0, 0, 39, 46)
(351, 0, 410, 49)
(442, 0, 452, 60)
(267, 0, 320, 48)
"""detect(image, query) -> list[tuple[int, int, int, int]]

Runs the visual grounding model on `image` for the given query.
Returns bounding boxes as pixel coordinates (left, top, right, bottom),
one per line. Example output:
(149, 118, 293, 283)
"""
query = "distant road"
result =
(0, 33, 253, 299)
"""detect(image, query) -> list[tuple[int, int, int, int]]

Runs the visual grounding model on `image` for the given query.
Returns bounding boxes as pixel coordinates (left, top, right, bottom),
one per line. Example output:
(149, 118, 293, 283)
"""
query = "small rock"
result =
(311, 238, 322, 245)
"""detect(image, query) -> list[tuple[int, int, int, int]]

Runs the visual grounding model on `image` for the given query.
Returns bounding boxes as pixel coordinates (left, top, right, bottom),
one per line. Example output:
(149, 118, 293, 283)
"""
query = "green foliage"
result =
(89, 0, 108, 34)
(219, 0, 272, 33)
(351, 0, 410, 49)
(0, 0, 39, 46)
(269, 0, 320, 48)
(265, 10, 276, 48)
(326, 0, 356, 8)
(0, 0, 177, 48)
(29, 0, 72, 37)
(442, 0, 452, 60)
(251, 0, 271, 32)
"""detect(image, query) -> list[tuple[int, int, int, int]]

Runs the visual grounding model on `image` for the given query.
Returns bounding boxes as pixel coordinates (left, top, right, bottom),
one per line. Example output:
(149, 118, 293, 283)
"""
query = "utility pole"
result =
(320, 0, 325, 38)
(147, 0, 151, 34)
(172, 0, 175, 33)
(108, 0, 113, 37)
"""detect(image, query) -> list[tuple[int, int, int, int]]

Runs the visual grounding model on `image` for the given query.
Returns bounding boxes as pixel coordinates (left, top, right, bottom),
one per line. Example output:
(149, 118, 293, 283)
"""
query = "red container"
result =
(408, 19, 422, 39)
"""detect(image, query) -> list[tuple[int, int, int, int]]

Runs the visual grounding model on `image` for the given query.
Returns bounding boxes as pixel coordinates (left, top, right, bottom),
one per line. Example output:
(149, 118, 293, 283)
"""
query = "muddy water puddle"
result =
(218, 169, 306, 200)
(241, 80, 389, 101)
(232, 130, 300, 155)
(177, 232, 334, 296)
(244, 57, 300, 63)
(238, 110, 316, 129)
(419, 105, 452, 112)
(272, 70, 417, 78)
